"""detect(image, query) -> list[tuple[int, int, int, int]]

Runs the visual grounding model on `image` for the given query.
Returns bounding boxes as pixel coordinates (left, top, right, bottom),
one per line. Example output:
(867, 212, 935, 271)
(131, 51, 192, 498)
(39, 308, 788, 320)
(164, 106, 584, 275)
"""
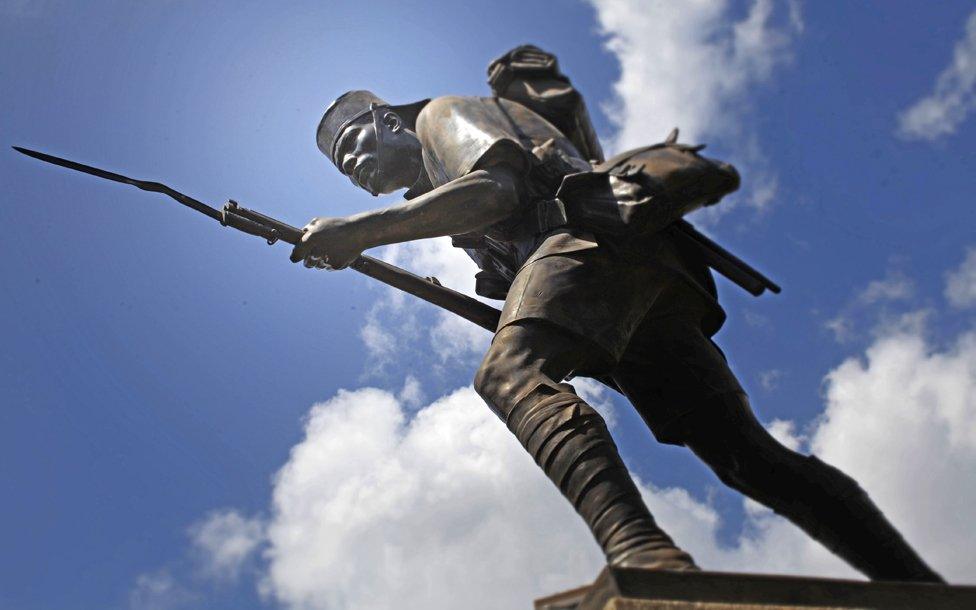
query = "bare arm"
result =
(290, 165, 522, 268)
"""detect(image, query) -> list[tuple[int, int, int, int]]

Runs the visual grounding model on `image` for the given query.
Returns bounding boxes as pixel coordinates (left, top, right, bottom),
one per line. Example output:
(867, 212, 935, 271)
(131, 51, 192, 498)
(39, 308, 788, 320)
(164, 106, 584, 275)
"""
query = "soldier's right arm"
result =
(348, 164, 522, 246)
(290, 164, 522, 269)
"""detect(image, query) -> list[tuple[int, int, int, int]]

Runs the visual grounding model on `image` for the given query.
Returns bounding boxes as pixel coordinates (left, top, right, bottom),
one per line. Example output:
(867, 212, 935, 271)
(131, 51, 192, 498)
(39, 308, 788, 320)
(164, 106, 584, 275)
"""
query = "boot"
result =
(782, 455, 945, 583)
(507, 389, 698, 570)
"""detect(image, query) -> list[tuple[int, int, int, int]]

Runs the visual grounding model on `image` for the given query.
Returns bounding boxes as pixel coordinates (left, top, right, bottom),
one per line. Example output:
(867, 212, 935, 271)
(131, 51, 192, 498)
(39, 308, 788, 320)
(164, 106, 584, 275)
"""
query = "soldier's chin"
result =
(372, 179, 400, 195)
(363, 171, 407, 195)
(359, 173, 381, 196)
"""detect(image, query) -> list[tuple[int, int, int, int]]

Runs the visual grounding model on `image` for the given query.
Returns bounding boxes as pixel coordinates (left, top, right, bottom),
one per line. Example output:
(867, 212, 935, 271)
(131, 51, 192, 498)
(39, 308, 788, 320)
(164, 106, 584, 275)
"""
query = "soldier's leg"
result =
(613, 304, 944, 583)
(679, 394, 945, 583)
(474, 320, 697, 569)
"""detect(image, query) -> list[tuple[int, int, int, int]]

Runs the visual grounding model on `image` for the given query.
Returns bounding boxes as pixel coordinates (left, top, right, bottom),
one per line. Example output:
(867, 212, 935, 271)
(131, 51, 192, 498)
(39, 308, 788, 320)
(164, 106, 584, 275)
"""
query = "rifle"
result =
(13, 147, 502, 333)
(13, 146, 779, 339)
(671, 219, 781, 296)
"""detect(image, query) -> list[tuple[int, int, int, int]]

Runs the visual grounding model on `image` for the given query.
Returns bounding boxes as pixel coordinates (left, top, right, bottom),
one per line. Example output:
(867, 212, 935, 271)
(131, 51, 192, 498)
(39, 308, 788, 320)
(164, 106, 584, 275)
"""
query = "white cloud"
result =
(946, 247, 976, 309)
(758, 368, 784, 391)
(660, 315, 976, 583)
(389, 240, 486, 340)
(249, 304, 975, 609)
(360, 237, 489, 368)
(766, 418, 803, 452)
(824, 315, 853, 343)
(257, 381, 862, 610)
(397, 374, 426, 408)
(824, 268, 917, 343)
(128, 569, 195, 610)
(743, 309, 771, 329)
(811, 322, 976, 582)
(591, 0, 796, 147)
(590, 0, 801, 212)
(384, 237, 480, 299)
(856, 270, 915, 305)
(897, 10, 976, 141)
(573, 376, 619, 428)
(260, 386, 604, 610)
(188, 509, 265, 582)
(359, 310, 399, 365)
(357, 273, 418, 375)
(786, 0, 803, 34)
(429, 310, 492, 363)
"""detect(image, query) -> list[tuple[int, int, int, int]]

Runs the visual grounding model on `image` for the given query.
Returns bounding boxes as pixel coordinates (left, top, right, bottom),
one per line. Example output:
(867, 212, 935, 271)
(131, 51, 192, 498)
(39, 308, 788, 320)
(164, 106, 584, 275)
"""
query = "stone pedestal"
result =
(534, 568, 976, 610)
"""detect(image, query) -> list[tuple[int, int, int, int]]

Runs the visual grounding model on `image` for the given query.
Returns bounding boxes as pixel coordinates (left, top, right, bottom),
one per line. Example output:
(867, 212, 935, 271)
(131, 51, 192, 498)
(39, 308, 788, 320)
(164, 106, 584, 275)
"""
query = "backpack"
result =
(488, 45, 740, 237)
(469, 45, 776, 298)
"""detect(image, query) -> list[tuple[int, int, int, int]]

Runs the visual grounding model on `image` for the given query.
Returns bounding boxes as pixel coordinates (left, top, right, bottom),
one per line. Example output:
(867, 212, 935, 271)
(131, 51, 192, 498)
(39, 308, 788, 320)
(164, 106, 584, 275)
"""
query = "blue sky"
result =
(3, 1, 976, 609)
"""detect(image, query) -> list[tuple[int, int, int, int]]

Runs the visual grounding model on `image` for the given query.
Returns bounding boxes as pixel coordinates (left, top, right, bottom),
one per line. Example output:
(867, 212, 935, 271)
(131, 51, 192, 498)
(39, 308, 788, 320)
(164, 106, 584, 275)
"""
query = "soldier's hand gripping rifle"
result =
(12, 146, 502, 333)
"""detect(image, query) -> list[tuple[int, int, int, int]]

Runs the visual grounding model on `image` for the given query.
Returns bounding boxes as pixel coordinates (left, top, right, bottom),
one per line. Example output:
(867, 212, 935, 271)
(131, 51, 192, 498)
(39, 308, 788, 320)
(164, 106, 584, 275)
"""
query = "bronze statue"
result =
(292, 45, 944, 582)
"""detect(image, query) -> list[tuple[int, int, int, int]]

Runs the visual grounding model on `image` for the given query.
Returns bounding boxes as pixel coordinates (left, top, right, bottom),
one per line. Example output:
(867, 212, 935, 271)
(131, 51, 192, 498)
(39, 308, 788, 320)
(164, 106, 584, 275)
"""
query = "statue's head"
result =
(316, 90, 428, 196)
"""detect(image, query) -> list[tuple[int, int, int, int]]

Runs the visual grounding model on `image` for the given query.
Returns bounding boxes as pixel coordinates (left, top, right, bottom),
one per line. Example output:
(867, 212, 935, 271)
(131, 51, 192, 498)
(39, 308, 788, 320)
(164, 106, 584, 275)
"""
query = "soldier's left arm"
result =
(290, 164, 521, 268)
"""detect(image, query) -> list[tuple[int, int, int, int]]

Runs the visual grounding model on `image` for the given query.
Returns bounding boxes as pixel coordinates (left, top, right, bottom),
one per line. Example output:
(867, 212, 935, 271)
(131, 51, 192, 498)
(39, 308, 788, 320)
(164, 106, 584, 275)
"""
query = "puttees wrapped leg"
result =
(506, 388, 697, 569)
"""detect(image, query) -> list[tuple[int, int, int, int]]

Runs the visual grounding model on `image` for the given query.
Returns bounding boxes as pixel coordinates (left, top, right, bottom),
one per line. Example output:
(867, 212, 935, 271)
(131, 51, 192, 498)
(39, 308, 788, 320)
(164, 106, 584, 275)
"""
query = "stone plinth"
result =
(534, 568, 976, 610)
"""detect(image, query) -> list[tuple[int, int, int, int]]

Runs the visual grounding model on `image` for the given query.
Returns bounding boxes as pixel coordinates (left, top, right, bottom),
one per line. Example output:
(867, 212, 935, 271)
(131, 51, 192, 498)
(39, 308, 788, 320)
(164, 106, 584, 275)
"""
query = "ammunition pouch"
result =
(556, 134, 741, 238)
(452, 196, 569, 300)
(451, 232, 517, 300)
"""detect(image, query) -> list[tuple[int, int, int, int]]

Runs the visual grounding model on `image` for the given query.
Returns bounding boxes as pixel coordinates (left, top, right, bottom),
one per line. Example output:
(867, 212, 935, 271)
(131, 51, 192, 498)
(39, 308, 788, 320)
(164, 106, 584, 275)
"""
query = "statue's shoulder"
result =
(421, 94, 474, 109)
(416, 94, 557, 148)
(415, 96, 532, 186)
(416, 95, 501, 130)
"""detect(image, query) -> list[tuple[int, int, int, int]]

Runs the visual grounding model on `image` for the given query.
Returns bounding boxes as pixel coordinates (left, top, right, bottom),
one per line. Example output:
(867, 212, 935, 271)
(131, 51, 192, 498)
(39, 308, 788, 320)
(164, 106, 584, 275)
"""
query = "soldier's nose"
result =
(341, 154, 357, 175)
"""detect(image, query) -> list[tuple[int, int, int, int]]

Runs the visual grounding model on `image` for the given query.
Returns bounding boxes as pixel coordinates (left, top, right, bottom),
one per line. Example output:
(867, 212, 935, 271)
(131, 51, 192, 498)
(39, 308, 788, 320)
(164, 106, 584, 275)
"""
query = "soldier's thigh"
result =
(475, 320, 597, 419)
(611, 316, 745, 446)
(679, 394, 813, 497)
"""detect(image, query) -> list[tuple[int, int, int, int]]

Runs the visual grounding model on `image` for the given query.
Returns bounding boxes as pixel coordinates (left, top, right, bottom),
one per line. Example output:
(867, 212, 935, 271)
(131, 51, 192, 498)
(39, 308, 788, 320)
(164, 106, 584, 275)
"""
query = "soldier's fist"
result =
(289, 216, 362, 270)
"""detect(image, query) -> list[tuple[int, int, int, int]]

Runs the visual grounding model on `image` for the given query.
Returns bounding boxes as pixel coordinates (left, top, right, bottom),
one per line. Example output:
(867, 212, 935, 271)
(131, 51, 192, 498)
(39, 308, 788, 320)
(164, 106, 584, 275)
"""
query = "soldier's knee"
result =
(693, 443, 743, 488)
(699, 444, 780, 496)
(474, 339, 523, 415)
(473, 359, 499, 405)
(475, 322, 585, 419)
(694, 432, 816, 496)
(801, 454, 863, 499)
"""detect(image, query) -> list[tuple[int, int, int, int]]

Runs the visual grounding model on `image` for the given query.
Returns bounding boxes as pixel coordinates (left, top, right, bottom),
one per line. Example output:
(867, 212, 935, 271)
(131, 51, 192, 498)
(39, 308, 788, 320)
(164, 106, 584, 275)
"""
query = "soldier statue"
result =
(290, 45, 944, 582)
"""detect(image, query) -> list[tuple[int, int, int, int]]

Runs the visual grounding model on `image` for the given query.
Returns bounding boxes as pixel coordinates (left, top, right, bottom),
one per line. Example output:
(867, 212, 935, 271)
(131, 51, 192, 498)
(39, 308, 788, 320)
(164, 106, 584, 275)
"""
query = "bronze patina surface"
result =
(292, 45, 945, 584)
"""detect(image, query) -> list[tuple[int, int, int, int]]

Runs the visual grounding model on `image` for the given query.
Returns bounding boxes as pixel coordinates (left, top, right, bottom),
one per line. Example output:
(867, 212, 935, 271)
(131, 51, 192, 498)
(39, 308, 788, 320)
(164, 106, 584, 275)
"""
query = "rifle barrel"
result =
(674, 219, 781, 295)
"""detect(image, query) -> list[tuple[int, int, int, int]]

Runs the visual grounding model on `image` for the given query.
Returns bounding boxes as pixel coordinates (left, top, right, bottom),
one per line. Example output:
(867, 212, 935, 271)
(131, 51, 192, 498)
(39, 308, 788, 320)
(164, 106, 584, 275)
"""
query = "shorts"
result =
(498, 229, 725, 368)
(609, 282, 746, 445)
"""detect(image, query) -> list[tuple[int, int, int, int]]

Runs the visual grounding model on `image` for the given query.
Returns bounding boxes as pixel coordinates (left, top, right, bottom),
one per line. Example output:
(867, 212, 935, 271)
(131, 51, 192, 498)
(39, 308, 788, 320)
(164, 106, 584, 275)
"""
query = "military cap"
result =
(316, 90, 429, 170)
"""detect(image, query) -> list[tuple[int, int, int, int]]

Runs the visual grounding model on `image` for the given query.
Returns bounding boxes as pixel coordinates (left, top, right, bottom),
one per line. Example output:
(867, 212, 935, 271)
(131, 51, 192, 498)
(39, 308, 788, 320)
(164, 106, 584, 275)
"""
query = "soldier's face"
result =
(334, 110, 422, 195)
